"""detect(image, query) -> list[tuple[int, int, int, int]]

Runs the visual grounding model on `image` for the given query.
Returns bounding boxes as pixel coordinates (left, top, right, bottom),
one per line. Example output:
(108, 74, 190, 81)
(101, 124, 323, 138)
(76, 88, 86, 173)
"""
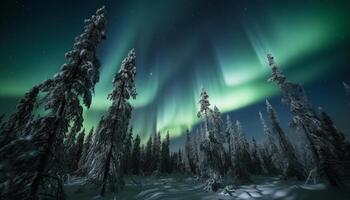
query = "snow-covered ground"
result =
(64, 175, 350, 200)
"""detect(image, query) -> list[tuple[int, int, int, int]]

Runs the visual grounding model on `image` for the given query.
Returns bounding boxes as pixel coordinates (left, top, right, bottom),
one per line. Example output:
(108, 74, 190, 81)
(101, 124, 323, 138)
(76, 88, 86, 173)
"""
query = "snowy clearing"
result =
(64, 175, 350, 200)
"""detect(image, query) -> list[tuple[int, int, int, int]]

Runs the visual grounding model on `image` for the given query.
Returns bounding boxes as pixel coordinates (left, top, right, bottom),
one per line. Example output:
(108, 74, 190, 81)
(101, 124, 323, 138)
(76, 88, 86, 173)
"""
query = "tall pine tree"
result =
(266, 100, 305, 180)
(0, 6, 106, 200)
(267, 54, 346, 186)
(86, 49, 136, 196)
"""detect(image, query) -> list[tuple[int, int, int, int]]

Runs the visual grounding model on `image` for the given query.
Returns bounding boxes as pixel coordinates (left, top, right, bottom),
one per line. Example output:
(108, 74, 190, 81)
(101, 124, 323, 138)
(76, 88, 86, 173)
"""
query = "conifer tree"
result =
(197, 88, 211, 137)
(185, 129, 196, 173)
(130, 134, 141, 175)
(144, 135, 153, 173)
(0, 7, 106, 199)
(86, 49, 136, 196)
(140, 144, 145, 173)
(226, 115, 234, 153)
(267, 54, 346, 186)
(250, 137, 262, 175)
(259, 111, 280, 175)
(152, 132, 161, 172)
(208, 106, 226, 176)
(210, 106, 225, 143)
(64, 128, 78, 174)
(233, 120, 250, 180)
(78, 127, 94, 174)
(160, 131, 171, 173)
(74, 129, 85, 171)
(266, 100, 304, 180)
(122, 127, 133, 174)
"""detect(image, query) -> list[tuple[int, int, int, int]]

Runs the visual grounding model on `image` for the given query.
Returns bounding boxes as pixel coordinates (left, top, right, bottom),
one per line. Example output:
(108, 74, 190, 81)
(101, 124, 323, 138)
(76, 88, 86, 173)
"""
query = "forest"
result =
(1, 6, 350, 200)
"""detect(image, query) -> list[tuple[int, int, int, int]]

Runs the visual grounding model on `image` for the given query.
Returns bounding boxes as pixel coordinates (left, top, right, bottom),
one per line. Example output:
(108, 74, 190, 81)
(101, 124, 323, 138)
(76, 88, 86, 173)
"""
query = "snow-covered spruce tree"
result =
(266, 100, 304, 180)
(210, 106, 226, 143)
(258, 111, 281, 175)
(250, 137, 262, 175)
(197, 88, 211, 136)
(73, 129, 85, 172)
(192, 130, 200, 174)
(130, 134, 141, 175)
(197, 88, 213, 177)
(208, 106, 226, 176)
(160, 131, 171, 173)
(232, 120, 250, 181)
(152, 132, 161, 173)
(0, 84, 40, 147)
(86, 49, 136, 196)
(177, 148, 186, 172)
(267, 54, 346, 186)
(226, 115, 234, 154)
(144, 135, 153, 173)
(78, 127, 94, 175)
(0, 7, 106, 200)
(185, 129, 197, 173)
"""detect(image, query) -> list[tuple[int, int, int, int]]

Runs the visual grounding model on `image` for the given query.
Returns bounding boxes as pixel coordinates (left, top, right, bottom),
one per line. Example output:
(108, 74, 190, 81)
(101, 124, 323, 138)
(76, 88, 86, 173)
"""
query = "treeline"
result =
(65, 130, 187, 178)
(186, 54, 350, 191)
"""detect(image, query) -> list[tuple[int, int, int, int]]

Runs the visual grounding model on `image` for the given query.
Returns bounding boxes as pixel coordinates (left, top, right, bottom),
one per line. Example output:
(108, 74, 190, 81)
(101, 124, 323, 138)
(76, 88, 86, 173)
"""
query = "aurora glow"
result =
(1, 0, 350, 143)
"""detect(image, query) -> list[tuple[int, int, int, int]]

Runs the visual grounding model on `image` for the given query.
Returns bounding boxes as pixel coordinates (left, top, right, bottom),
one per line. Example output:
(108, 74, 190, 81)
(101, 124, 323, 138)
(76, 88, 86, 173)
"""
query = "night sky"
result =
(1, 0, 350, 148)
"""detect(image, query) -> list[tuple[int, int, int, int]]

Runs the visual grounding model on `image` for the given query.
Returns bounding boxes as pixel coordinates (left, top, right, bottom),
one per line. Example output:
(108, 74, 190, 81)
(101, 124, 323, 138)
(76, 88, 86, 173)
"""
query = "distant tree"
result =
(74, 129, 85, 171)
(178, 148, 185, 172)
(0, 7, 106, 200)
(233, 120, 250, 180)
(208, 106, 226, 176)
(197, 88, 212, 137)
(152, 132, 161, 172)
(259, 111, 280, 175)
(192, 130, 200, 174)
(78, 127, 94, 174)
(226, 115, 234, 154)
(130, 134, 141, 175)
(250, 137, 262, 175)
(64, 127, 78, 174)
(122, 127, 133, 174)
(160, 131, 171, 173)
(86, 49, 136, 196)
(267, 54, 346, 186)
(140, 144, 145, 173)
(266, 99, 305, 180)
(210, 106, 225, 143)
(185, 129, 196, 173)
(144, 135, 153, 173)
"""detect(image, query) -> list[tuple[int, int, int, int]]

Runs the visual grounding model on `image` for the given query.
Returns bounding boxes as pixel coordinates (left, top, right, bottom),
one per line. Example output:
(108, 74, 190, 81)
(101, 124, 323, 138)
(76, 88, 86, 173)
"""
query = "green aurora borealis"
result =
(0, 0, 350, 143)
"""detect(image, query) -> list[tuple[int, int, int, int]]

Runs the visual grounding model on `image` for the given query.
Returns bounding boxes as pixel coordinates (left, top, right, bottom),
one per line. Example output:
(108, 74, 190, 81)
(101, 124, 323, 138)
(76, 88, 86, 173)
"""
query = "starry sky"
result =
(0, 0, 350, 148)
